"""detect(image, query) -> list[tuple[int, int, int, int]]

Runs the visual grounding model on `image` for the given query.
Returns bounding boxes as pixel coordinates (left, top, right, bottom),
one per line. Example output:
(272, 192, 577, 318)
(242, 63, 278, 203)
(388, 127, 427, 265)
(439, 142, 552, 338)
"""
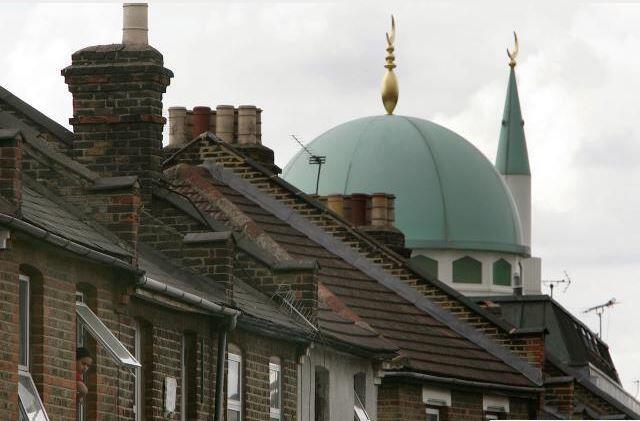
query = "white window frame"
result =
(18, 274, 50, 421)
(483, 394, 509, 418)
(426, 406, 440, 421)
(422, 386, 451, 407)
(227, 351, 242, 420)
(19, 275, 30, 371)
(75, 302, 140, 369)
(269, 360, 281, 420)
(354, 390, 371, 421)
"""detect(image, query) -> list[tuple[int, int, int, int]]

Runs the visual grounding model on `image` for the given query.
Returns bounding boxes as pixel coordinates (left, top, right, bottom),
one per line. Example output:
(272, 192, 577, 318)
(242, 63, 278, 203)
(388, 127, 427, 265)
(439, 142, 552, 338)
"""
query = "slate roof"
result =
(0, 84, 75, 145)
(21, 178, 131, 258)
(472, 294, 619, 382)
(168, 163, 538, 387)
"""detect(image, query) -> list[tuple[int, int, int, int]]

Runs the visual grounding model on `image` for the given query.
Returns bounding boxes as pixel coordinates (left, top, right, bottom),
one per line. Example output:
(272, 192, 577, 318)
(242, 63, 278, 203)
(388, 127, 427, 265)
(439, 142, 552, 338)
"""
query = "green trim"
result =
(452, 256, 482, 284)
(407, 239, 529, 256)
(493, 259, 512, 286)
(495, 67, 531, 176)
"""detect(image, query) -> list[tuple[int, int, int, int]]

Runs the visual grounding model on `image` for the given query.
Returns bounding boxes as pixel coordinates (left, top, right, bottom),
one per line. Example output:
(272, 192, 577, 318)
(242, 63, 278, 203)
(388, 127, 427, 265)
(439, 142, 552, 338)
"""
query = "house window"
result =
(75, 302, 140, 369)
(452, 256, 482, 284)
(353, 372, 371, 421)
(314, 366, 330, 421)
(18, 274, 50, 421)
(422, 385, 451, 421)
(227, 345, 242, 421)
(269, 357, 281, 421)
(426, 406, 440, 421)
(483, 394, 509, 420)
(492, 259, 512, 286)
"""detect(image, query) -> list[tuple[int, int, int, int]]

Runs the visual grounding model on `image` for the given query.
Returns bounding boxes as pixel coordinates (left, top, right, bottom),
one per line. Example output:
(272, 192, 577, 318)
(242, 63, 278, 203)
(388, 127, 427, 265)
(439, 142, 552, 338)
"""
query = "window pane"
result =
(18, 371, 50, 421)
(75, 302, 140, 369)
(227, 409, 240, 421)
(228, 359, 240, 401)
(19, 278, 29, 368)
(269, 367, 280, 410)
(426, 413, 439, 421)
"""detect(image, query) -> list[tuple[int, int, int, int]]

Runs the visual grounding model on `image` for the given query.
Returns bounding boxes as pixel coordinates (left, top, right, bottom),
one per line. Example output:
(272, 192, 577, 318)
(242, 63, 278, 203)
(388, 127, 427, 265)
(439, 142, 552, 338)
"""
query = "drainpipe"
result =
(214, 315, 237, 421)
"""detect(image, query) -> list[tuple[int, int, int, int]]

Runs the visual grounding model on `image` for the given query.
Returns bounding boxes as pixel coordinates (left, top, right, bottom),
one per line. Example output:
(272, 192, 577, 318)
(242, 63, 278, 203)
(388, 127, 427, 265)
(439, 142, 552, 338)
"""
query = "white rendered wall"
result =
(412, 249, 523, 296)
(502, 174, 531, 250)
(297, 345, 378, 421)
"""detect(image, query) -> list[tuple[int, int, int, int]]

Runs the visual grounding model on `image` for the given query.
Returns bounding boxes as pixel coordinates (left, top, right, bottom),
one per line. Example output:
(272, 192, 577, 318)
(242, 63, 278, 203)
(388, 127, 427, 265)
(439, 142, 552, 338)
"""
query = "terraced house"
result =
(1, 3, 638, 421)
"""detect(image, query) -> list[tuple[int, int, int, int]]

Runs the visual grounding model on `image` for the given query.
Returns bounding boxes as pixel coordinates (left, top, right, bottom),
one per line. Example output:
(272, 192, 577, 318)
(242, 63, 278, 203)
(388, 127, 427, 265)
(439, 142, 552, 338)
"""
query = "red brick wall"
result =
(228, 330, 298, 421)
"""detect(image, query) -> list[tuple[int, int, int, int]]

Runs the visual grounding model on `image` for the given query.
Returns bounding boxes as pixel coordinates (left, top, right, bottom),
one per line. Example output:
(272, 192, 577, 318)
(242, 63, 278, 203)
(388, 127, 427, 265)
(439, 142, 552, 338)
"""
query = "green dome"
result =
(283, 115, 527, 255)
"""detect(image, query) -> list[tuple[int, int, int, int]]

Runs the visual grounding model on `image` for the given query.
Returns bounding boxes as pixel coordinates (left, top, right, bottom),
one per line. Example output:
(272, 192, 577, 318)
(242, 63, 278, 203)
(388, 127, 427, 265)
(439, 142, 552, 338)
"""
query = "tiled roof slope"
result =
(166, 162, 538, 387)
(164, 135, 538, 366)
(21, 177, 130, 257)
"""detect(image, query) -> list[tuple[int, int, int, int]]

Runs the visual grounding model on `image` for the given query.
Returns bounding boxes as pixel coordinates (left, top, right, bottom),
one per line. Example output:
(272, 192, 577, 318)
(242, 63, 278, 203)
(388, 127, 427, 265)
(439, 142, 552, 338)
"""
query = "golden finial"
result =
(381, 15, 399, 115)
(507, 31, 519, 68)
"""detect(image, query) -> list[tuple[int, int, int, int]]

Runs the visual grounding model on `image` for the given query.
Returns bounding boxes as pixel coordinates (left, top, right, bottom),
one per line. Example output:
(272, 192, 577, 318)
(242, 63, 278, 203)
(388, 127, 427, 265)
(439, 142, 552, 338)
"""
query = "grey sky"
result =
(2, 1, 639, 395)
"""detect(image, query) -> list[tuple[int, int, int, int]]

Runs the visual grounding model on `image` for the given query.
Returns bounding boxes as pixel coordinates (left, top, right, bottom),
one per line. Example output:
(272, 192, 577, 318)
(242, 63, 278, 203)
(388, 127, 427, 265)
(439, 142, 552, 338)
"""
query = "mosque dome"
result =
(282, 115, 528, 255)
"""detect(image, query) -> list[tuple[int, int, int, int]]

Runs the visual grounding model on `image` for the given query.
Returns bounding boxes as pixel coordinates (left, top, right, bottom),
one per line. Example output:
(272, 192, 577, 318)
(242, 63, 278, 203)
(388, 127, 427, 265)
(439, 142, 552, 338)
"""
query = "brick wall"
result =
(227, 330, 298, 421)
(545, 380, 574, 417)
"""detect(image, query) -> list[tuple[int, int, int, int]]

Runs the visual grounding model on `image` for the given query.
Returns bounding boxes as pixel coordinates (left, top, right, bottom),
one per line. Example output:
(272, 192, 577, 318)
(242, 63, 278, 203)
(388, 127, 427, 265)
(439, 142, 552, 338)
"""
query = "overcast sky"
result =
(2, 1, 639, 396)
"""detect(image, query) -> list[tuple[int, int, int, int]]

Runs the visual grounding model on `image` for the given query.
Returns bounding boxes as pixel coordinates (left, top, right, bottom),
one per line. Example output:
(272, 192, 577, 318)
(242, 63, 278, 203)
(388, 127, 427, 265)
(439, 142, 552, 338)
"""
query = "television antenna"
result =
(583, 298, 619, 339)
(291, 135, 326, 195)
(633, 380, 639, 398)
(542, 270, 572, 299)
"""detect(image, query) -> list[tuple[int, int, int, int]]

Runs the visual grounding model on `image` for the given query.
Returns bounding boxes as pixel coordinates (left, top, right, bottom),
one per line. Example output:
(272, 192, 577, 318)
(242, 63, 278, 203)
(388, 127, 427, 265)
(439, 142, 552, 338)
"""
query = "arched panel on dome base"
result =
(493, 259, 512, 287)
(452, 256, 482, 284)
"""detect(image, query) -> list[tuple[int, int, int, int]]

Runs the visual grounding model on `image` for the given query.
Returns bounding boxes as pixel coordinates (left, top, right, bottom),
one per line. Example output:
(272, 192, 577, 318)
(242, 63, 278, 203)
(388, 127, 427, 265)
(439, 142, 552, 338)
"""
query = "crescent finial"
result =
(381, 15, 399, 115)
(507, 31, 519, 67)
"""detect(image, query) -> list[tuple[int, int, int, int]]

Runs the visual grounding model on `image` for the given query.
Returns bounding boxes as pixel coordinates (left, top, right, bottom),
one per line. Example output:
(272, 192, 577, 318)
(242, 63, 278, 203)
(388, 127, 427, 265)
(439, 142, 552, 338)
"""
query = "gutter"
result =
(383, 371, 544, 393)
(0, 213, 138, 274)
(136, 275, 240, 318)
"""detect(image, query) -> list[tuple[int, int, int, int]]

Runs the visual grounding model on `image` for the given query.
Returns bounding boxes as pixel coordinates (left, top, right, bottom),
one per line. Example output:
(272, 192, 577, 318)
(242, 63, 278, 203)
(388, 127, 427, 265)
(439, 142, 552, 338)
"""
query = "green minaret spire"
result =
(495, 57, 530, 175)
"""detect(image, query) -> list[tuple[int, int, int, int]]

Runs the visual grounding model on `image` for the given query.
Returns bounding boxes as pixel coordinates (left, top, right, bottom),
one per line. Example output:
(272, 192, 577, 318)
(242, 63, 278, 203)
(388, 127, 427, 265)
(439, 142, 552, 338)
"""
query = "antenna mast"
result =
(542, 270, 572, 299)
(291, 135, 326, 195)
(583, 298, 618, 339)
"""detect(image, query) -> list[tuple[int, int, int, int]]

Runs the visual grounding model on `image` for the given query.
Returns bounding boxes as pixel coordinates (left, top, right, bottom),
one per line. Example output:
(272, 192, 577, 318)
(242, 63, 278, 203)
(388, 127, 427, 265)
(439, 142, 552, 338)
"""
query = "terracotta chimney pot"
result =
(350, 193, 368, 226)
(192, 106, 211, 138)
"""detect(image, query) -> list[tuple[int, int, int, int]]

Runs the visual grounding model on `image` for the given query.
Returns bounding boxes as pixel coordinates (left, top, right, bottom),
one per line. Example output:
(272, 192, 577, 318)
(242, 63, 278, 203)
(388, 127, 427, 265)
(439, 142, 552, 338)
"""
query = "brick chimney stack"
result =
(61, 3, 173, 200)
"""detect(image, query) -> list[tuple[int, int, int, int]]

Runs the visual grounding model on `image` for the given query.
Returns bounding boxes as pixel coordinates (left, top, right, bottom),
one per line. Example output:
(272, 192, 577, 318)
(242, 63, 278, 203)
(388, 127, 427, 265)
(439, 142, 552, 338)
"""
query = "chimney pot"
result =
(122, 3, 148, 45)
(192, 106, 212, 138)
(371, 193, 389, 227)
(237, 105, 258, 145)
(168, 106, 187, 147)
(215, 105, 235, 143)
(326, 194, 345, 217)
(349, 193, 368, 226)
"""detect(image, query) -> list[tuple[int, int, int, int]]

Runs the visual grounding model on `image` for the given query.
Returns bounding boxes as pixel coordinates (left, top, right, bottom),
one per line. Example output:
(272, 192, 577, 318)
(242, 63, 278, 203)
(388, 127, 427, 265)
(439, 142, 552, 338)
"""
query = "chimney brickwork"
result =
(318, 192, 409, 257)
(61, 45, 173, 199)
